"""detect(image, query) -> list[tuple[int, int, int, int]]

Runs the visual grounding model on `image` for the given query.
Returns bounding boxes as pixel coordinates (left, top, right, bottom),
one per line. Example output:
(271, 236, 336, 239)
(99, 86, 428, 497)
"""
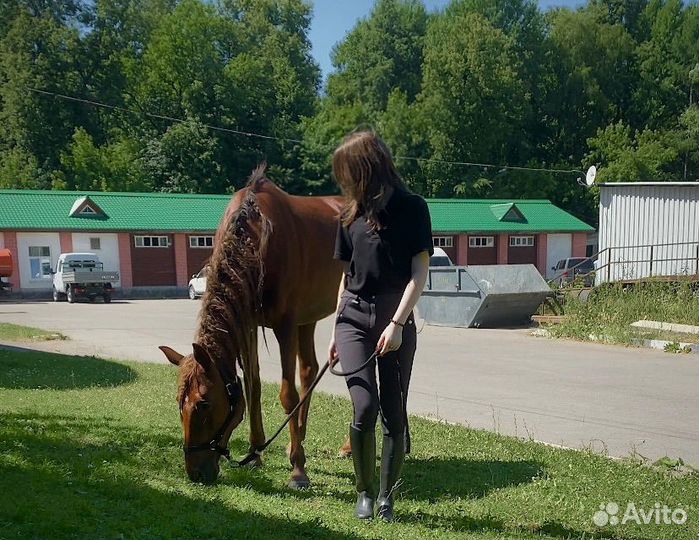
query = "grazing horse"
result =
(160, 165, 344, 487)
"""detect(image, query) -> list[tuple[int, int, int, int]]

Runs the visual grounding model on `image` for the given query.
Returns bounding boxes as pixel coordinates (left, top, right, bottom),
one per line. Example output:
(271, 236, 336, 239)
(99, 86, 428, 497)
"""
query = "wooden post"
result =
(649, 245, 654, 277)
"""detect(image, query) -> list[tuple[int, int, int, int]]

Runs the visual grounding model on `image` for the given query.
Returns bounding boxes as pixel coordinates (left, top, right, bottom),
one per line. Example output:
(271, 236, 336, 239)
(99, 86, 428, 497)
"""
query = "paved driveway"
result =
(1, 298, 697, 465)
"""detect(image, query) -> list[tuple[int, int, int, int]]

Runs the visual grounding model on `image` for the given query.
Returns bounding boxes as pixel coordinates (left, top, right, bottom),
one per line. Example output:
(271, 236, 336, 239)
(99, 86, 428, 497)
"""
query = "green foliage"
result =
(328, 0, 427, 114)
(0, 322, 66, 341)
(0, 0, 696, 213)
(549, 281, 699, 346)
(1, 349, 698, 539)
(586, 121, 679, 183)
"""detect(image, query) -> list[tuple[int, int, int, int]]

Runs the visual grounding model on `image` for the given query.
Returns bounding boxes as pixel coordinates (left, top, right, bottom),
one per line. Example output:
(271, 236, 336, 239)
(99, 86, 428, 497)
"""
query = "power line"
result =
(28, 87, 585, 177)
(27, 87, 306, 145)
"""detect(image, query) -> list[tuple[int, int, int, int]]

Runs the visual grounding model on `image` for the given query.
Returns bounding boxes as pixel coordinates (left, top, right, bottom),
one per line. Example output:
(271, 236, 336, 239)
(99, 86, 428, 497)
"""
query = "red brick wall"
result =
(434, 234, 457, 262)
(187, 246, 212, 279)
(59, 232, 73, 253)
(536, 234, 548, 276)
(508, 236, 537, 265)
(467, 236, 498, 265)
(497, 234, 508, 264)
(456, 234, 468, 265)
(130, 234, 176, 286)
(118, 233, 133, 289)
(572, 233, 587, 258)
(173, 234, 189, 287)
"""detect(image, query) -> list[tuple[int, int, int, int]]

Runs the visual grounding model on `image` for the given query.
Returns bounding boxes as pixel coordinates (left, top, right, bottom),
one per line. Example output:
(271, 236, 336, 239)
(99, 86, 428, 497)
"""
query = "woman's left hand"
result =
(376, 322, 403, 356)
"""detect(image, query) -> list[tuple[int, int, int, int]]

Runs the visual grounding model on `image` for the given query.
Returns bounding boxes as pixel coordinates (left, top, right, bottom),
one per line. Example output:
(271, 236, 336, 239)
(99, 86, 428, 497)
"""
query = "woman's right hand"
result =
(328, 335, 339, 366)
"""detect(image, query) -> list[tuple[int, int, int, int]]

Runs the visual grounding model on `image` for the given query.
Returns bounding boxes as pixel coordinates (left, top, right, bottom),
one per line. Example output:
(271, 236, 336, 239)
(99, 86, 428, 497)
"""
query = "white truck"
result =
(52, 252, 119, 304)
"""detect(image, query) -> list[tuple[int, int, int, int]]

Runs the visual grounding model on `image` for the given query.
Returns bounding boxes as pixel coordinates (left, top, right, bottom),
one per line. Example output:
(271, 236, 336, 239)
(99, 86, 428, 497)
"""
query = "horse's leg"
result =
(274, 321, 309, 489)
(243, 340, 265, 468)
(296, 322, 319, 443)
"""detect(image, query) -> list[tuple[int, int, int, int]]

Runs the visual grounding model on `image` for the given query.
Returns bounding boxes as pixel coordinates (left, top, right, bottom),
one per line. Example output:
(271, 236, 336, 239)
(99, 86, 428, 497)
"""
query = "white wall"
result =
(546, 234, 572, 279)
(16, 232, 61, 289)
(598, 183, 699, 283)
(71, 233, 121, 287)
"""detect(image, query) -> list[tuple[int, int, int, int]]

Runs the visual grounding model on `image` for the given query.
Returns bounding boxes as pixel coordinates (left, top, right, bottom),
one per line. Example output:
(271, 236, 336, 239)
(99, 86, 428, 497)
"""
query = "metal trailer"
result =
(417, 264, 551, 328)
(596, 183, 699, 285)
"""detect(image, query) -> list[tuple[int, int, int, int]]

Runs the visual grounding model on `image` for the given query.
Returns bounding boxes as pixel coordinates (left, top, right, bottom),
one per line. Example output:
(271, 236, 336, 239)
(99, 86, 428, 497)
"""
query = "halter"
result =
(182, 373, 243, 461)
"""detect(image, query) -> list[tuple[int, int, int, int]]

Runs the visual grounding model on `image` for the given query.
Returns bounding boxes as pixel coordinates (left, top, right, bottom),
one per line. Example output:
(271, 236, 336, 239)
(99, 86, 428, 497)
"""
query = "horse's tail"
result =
(199, 164, 272, 372)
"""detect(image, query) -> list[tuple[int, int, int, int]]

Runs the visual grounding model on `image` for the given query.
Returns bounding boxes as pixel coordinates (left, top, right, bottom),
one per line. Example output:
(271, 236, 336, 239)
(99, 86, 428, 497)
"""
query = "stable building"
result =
(0, 190, 230, 294)
(0, 189, 593, 294)
(428, 199, 593, 278)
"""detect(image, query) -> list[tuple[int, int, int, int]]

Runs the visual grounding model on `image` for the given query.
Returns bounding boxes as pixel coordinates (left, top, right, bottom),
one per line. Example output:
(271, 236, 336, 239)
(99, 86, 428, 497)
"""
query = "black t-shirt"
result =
(334, 188, 434, 298)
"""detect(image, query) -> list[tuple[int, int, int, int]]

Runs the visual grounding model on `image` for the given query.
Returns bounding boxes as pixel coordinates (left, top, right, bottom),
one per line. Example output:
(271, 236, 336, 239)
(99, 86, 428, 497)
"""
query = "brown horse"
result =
(159, 165, 344, 487)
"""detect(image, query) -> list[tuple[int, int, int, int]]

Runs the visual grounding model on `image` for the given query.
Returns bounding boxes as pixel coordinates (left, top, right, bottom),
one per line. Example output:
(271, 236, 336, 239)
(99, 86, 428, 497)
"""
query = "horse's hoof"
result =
(338, 447, 352, 459)
(288, 477, 310, 490)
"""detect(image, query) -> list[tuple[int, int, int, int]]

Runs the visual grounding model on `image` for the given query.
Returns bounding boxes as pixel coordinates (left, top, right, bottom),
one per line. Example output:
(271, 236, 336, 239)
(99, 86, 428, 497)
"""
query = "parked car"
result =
(551, 257, 595, 287)
(430, 247, 454, 267)
(188, 265, 209, 299)
(52, 252, 119, 303)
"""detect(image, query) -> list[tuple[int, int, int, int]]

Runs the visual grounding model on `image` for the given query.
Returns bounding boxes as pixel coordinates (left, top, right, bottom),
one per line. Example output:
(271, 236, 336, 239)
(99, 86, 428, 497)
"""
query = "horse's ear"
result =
(159, 346, 184, 366)
(192, 343, 214, 372)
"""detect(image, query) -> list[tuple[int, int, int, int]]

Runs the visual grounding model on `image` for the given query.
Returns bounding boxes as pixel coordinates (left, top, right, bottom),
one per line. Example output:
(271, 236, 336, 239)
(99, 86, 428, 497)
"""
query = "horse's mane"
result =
(194, 164, 273, 379)
(177, 358, 204, 405)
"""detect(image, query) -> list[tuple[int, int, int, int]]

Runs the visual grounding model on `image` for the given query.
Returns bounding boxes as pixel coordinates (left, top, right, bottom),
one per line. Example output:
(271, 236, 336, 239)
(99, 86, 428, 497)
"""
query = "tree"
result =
(632, 0, 699, 129)
(417, 10, 527, 197)
(586, 121, 678, 183)
(327, 0, 427, 114)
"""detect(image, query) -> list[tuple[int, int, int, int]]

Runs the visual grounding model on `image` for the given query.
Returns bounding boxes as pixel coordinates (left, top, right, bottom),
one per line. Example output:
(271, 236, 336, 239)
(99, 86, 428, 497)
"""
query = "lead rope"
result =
(232, 352, 379, 467)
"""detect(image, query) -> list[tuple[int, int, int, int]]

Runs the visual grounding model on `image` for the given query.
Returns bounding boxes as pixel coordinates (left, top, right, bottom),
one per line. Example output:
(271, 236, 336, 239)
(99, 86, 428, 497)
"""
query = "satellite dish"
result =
(585, 165, 597, 187)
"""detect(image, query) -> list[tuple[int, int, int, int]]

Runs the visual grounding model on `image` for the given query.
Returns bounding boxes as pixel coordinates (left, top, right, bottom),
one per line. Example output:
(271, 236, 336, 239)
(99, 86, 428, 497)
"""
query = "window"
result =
(509, 236, 534, 247)
(432, 236, 453, 248)
(90, 237, 101, 250)
(28, 246, 52, 280)
(189, 236, 214, 248)
(79, 205, 97, 215)
(468, 236, 494, 248)
(134, 235, 170, 248)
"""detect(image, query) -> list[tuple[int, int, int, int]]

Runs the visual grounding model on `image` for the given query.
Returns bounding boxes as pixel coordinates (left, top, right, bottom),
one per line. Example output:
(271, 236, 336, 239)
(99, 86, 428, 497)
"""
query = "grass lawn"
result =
(1, 349, 697, 540)
(548, 282, 699, 348)
(0, 322, 66, 342)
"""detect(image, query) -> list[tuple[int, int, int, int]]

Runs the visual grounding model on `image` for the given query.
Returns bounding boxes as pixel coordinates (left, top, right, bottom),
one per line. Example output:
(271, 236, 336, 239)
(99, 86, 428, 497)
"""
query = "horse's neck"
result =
(197, 292, 257, 377)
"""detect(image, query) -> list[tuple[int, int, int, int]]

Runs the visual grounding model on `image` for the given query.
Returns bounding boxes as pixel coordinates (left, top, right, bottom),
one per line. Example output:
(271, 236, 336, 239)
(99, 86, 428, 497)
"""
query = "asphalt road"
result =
(1, 298, 697, 465)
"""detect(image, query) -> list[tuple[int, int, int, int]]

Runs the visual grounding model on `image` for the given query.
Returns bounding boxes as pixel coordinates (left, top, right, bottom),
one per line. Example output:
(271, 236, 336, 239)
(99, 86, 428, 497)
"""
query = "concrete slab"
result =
(1, 298, 697, 466)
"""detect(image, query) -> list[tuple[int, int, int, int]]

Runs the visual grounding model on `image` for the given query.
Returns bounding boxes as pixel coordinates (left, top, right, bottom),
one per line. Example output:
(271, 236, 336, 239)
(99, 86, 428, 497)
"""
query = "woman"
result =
(328, 130, 432, 521)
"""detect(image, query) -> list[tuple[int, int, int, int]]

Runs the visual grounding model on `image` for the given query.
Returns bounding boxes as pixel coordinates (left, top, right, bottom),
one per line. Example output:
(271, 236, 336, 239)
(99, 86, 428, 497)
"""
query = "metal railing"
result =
(548, 240, 699, 288)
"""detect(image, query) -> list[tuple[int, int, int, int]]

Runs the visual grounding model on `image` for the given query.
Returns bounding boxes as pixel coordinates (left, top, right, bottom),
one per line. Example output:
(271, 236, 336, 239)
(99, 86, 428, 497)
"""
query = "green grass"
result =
(1, 349, 697, 540)
(548, 282, 699, 347)
(0, 322, 66, 342)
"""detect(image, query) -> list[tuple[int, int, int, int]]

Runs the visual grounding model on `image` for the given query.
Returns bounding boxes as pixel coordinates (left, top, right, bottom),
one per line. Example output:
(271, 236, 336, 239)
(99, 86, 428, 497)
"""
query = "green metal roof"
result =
(427, 199, 593, 233)
(0, 189, 232, 232)
(0, 190, 593, 233)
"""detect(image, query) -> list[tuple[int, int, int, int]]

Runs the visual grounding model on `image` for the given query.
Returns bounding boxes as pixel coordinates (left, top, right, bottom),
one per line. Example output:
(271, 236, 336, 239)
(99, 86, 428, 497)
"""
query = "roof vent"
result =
(69, 196, 106, 219)
(490, 203, 526, 223)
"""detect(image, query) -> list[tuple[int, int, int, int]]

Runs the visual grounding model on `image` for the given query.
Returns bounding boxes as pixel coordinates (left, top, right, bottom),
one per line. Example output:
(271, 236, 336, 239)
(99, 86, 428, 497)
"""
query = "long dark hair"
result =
(332, 130, 405, 230)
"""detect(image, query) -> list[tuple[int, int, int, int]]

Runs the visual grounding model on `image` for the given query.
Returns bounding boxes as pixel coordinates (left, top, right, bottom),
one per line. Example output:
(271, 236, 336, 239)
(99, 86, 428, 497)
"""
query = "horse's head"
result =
(159, 343, 245, 484)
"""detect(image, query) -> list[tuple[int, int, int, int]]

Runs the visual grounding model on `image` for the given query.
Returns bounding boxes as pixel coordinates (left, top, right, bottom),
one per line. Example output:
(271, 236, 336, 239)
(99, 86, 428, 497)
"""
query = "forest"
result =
(1, 0, 697, 223)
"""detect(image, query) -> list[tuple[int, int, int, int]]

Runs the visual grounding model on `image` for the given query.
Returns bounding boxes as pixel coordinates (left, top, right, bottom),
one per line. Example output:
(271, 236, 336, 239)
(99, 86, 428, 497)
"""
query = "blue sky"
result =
(309, 0, 586, 80)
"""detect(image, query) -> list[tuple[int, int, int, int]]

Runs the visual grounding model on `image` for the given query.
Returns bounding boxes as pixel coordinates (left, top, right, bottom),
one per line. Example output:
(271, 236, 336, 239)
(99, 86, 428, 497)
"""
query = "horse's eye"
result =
(198, 401, 210, 411)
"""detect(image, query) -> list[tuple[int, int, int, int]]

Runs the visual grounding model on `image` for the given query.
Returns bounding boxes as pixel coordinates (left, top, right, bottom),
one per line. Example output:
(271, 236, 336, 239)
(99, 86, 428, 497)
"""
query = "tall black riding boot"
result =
(349, 426, 376, 519)
(375, 433, 405, 522)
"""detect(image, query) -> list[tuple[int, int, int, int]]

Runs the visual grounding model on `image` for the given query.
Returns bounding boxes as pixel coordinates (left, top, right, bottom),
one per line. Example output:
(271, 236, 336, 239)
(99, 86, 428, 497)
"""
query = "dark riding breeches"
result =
(334, 291, 416, 437)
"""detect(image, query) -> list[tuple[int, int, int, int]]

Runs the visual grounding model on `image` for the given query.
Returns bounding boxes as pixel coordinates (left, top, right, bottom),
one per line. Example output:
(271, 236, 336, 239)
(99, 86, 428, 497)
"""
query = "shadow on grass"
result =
(402, 456, 543, 500)
(0, 412, 354, 540)
(0, 349, 136, 390)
